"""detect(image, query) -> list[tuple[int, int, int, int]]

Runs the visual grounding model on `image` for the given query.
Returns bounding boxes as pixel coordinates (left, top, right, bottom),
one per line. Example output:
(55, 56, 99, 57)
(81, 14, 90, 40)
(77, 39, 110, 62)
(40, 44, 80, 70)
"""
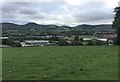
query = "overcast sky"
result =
(0, 0, 120, 26)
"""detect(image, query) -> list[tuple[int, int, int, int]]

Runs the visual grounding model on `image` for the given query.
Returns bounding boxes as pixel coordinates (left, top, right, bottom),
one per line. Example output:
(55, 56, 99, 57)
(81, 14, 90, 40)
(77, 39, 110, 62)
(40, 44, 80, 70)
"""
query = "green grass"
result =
(2, 46, 118, 80)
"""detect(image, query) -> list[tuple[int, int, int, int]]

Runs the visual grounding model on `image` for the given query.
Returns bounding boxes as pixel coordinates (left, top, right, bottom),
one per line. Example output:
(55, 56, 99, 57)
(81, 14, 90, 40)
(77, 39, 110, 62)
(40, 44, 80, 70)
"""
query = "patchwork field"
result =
(2, 46, 118, 80)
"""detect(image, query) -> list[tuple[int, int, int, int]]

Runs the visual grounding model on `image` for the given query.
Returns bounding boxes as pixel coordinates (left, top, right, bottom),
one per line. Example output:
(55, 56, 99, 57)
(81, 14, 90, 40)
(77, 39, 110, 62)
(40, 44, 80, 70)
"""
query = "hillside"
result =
(1, 22, 114, 32)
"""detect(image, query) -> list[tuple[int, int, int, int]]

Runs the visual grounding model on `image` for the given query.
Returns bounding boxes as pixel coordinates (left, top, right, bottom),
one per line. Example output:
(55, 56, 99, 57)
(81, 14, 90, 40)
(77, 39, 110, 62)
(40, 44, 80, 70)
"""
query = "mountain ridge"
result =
(1, 22, 114, 33)
(1, 22, 112, 28)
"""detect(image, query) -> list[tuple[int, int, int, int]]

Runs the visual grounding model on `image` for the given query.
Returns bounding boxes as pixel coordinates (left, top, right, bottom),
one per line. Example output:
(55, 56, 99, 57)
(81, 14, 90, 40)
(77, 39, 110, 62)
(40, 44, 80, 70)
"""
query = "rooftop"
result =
(0, 37, 8, 39)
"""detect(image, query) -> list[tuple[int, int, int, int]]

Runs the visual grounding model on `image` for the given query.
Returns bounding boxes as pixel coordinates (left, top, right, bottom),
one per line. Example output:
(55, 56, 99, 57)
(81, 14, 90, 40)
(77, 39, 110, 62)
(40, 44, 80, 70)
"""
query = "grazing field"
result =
(2, 46, 118, 80)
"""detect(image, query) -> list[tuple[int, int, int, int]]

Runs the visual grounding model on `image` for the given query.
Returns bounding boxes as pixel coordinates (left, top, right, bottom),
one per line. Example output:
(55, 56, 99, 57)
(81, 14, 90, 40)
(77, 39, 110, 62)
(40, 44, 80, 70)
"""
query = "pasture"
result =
(2, 46, 118, 80)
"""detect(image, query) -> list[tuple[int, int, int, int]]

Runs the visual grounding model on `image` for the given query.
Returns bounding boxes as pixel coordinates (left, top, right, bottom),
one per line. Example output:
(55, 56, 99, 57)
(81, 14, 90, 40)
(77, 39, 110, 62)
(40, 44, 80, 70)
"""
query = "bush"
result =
(6, 39, 14, 45)
(71, 41, 83, 46)
(87, 40, 97, 46)
(2, 39, 7, 44)
(6, 38, 22, 47)
(96, 41, 104, 45)
(74, 35, 79, 41)
(12, 42, 22, 47)
(49, 37, 59, 41)
(87, 40, 94, 46)
(87, 40, 106, 46)
(58, 39, 69, 46)
(113, 37, 119, 45)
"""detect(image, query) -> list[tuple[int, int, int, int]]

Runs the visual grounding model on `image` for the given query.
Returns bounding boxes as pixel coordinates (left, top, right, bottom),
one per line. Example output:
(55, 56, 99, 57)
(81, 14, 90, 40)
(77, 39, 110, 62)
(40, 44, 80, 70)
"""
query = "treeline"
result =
(112, 7, 120, 45)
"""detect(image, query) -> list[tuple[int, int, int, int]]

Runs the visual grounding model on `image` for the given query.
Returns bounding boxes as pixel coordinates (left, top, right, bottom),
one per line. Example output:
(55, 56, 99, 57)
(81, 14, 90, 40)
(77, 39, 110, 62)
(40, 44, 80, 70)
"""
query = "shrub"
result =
(113, 36, 119, 45)
(58, 39, 69, 46)
(12, 42, 22, 47)
(71, 41, 83, 46)
(87, 40, 95, 46)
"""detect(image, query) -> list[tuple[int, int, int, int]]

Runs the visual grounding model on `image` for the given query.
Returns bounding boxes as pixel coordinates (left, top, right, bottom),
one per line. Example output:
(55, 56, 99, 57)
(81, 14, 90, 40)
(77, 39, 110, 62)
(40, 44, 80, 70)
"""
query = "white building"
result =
(0, 37, 8, 39)
(20, 40, 50, 47)
(82, 38, 93, 41)
(96, 38, 107, 42)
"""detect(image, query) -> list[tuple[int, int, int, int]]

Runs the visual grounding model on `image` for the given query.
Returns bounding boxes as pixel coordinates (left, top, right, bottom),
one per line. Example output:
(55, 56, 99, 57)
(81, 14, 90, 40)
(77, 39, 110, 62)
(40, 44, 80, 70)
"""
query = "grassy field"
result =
(2, 46, 118, 80)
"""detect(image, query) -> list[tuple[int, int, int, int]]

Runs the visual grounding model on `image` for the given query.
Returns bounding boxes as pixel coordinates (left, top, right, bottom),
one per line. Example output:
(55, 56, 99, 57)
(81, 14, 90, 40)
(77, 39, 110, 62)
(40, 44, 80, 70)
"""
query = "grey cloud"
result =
(2, 2, 34, 13)
(71, 2, 114, 24)
(2, 3, 18, 13)
(9, 2, 31, 7)
(2, 14, 17, 19)
(2, 2, 39, 19)
(20, 9, 38, 15)
(75, 10, 114, 22)
(24, 15, 46, 20)
(1, 1, 115, 26)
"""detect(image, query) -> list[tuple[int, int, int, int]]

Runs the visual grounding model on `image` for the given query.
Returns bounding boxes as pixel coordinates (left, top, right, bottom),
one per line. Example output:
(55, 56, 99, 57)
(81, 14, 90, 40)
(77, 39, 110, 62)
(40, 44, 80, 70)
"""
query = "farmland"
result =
(2, 46, 118, 80)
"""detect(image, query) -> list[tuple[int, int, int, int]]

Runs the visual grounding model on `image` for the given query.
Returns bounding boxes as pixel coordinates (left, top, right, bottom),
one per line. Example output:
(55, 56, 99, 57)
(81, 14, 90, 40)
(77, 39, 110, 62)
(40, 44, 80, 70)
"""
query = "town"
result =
(0, 23, 117, 47)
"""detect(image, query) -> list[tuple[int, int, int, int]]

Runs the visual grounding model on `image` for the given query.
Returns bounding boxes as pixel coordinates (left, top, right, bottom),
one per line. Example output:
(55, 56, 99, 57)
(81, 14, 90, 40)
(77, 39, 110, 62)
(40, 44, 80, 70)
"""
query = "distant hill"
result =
(1, 22, 115, 32)
(75, 24, 114, 32)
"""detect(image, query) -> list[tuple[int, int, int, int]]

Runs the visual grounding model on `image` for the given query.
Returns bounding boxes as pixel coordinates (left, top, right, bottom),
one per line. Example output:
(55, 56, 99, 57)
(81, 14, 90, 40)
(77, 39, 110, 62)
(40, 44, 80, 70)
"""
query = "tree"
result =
(113, 7, 120, 28)
(74, 35, 79, 41)
(57, 39, 69, 46)
(6, 39, 14, 45)
(71, 35, 83, 46)
(113, 7, 120, 45)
